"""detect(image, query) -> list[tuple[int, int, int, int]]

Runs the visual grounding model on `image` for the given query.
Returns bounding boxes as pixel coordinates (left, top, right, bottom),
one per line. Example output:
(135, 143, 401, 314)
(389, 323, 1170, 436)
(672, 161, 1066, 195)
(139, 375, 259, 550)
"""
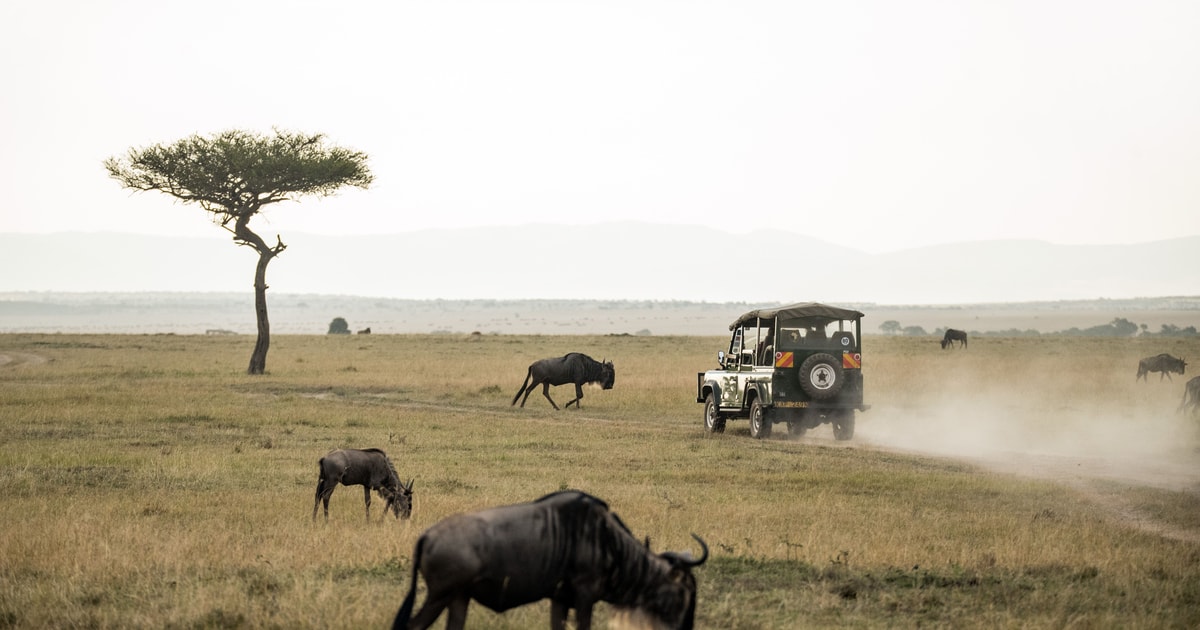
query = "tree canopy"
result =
(105, 129, 373, 374)
(104, 129, 373, 228)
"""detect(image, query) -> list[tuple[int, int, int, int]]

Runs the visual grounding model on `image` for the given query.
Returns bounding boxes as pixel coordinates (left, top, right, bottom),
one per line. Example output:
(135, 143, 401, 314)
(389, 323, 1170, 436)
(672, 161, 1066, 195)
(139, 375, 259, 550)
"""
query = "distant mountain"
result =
(1, 225, 1197, 304)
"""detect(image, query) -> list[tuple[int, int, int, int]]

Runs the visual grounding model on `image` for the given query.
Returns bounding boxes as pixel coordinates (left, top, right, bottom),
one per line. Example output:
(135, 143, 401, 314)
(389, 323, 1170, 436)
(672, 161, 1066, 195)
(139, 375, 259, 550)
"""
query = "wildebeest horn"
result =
(662, 533, 709, 568)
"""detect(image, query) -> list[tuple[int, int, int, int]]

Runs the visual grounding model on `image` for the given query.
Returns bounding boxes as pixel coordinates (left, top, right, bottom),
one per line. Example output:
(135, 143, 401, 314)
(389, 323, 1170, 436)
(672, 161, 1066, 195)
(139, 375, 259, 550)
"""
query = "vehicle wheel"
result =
(703, 393, 726, 434)
(787, 422, 807, 438)
(798, 353, 844, 400)
(749, 399, 772, 439)
(832, 410, 855, 441)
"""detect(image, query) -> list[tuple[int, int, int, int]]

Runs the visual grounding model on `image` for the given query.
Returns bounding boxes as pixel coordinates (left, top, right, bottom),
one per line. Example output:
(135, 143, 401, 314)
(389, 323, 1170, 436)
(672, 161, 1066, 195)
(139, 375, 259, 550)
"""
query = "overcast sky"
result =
(2, 1, 1198, 254)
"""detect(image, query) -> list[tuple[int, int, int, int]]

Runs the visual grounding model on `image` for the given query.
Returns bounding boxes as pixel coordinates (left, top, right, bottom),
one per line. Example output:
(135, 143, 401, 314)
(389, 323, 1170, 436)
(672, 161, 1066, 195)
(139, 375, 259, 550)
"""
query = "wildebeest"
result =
(940, 329, 968, 349)
(312, 448, 413, 522)
(511, 353, 615, 410)
(1136, 353, 1187, 382)
(1179, 376, 1200, 415)
(391, 490, 708, 630)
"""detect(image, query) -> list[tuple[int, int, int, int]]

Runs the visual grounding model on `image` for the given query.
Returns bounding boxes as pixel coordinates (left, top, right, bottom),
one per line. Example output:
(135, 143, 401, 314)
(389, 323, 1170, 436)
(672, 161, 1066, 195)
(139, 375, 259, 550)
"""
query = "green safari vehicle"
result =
(696, 302, 869, 440)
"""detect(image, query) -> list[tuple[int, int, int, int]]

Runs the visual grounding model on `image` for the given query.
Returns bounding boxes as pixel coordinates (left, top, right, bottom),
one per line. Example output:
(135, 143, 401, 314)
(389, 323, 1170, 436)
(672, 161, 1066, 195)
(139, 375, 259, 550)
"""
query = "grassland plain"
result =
(0, 332, 1198, 629)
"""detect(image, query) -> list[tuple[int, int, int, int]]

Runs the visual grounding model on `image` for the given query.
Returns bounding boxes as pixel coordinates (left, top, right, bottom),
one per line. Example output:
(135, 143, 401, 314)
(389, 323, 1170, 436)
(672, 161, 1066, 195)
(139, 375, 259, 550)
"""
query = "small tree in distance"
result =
(328, 317, 351, 335)
(105, 129, 373, 374)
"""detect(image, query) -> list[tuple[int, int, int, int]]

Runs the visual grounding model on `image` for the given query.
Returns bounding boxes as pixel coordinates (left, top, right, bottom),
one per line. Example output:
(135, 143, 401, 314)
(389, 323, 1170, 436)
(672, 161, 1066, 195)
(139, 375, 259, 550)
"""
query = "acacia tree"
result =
(105, 129, 373, 374)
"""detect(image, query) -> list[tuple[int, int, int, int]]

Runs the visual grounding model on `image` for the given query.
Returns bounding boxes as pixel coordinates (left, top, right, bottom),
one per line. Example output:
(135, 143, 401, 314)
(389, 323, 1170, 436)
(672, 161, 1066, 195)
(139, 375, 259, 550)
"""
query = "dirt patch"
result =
(0, 352, 48, 367)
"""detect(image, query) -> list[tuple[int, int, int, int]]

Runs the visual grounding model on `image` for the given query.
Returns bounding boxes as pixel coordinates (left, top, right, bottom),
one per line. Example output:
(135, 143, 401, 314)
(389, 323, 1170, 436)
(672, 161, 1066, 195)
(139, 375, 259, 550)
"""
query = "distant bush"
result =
(1061, 317, 1138, 337)
(1143, 324, 1199, 337)
(978, 328, 1043, 337)
(327, 317, 350, 335)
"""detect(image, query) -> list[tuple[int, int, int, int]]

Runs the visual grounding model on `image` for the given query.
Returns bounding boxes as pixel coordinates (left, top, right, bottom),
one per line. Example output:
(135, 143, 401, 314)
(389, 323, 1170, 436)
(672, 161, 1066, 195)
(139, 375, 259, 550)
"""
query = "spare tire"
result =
(798, 353, 844, 400)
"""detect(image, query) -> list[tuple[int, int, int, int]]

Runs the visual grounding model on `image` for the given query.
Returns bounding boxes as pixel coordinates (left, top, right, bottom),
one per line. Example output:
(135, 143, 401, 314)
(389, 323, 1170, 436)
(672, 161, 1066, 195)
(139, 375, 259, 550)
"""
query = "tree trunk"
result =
(247, 250, 272, 375)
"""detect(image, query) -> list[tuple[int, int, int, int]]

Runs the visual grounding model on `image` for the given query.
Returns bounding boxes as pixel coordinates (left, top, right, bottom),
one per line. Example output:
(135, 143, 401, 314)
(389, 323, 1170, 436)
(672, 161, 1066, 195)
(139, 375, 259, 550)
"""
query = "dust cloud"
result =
(856, 389, 1200, 494)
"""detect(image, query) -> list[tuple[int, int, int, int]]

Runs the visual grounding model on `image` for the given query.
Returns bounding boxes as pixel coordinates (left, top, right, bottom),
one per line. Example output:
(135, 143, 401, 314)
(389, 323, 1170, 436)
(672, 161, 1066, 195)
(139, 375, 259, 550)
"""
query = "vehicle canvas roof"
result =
(729, 302, 865, 330)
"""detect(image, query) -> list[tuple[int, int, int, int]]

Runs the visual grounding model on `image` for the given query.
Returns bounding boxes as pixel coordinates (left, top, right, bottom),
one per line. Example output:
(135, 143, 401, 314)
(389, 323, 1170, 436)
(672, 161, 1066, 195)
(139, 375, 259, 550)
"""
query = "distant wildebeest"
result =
(312, 448, 413, 522)
(391, 490, 708, 630)
(511, 353, 615, 410)
(1136, 353, 1187, 382)
(1179, 376, 1200, 415)
(358, 327, 371, 335)
(940, 329, 968, 349)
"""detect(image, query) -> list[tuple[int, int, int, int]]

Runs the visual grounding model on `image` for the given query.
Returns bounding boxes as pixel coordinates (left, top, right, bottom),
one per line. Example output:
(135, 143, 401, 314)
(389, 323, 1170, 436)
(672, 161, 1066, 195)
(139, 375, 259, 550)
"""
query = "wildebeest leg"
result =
(512, 369, 534, 407)
(444, 595, 470, 630)
(363, 486, 372, 521)
(518, 376, 542, 408)
(520, 382, 538, 407)
(550, 601, 569, 630)
(407, 593, 453, 630)
(574, 601, 594, 630)
(314, 475, 338, 521)
(312, 479, 324, 521)
(565, 383, 584, 409)
(541, 382, 560, 410)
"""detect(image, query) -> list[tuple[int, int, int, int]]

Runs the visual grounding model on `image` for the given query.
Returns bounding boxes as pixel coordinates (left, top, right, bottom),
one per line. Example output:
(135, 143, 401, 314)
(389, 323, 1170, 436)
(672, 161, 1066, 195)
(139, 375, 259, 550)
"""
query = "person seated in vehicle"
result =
(757, 328, 775, 366)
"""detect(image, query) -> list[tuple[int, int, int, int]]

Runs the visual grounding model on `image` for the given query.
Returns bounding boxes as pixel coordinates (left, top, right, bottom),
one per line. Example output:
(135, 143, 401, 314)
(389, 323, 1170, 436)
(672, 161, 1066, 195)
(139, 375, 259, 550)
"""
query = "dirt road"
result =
(0, 352, 47, 367)
(857, 409, 1200, 543)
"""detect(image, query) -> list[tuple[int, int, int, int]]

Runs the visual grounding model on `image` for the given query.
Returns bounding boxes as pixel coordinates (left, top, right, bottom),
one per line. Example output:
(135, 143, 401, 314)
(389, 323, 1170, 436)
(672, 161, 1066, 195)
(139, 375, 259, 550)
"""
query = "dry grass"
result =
(0, 332, 1198, 629)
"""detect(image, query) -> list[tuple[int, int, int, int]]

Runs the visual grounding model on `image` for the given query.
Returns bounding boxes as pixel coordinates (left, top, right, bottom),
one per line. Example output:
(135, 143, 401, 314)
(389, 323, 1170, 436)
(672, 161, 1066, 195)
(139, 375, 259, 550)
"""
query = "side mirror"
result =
(717, 351, 726, 367)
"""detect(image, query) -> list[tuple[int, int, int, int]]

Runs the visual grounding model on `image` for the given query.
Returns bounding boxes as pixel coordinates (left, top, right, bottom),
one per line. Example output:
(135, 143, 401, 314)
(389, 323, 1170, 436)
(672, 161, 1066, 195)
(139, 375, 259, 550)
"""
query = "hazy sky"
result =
(2, 1, 1198, 254)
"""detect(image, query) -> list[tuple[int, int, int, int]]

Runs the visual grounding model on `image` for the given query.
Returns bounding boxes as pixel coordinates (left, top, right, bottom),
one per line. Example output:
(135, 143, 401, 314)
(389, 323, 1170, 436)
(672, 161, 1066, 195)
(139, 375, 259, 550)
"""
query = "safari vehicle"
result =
(696, 302, 868, 440)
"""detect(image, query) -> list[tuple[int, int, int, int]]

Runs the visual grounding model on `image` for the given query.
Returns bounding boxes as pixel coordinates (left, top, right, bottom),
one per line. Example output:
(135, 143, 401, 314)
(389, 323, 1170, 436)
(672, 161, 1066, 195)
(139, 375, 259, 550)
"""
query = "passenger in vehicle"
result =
(757, 328, 775, 365)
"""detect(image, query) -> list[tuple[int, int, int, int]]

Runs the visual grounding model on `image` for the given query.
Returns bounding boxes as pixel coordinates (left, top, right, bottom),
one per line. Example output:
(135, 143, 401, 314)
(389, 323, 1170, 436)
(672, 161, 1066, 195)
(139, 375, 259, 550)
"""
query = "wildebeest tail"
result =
(511, 367, 533, 405)
(392, 535, 425, 630)
(314, 457, 327, 497)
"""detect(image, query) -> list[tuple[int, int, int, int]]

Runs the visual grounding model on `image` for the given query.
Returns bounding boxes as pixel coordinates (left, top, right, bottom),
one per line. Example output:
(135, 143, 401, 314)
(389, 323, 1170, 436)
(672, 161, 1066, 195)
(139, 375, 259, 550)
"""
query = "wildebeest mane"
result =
(538, 490, 698, 616)
(362, 448, 401, 487)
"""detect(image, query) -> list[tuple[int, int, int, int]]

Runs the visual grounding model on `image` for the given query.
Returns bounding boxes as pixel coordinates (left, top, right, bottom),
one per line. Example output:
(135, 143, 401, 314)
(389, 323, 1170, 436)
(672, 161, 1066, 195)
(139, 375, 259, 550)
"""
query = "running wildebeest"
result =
(391, 490, 708, 630)
(1179, 376, 1200, 415)
(940, 329, 968, 349)
(511, 353, 615, 410)
(1136, 353, 1187, 382)
(312, 448, 413, 522)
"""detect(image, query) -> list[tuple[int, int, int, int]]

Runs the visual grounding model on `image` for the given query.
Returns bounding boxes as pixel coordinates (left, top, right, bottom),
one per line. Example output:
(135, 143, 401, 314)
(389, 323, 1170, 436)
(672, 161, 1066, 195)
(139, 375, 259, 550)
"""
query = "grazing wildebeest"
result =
(511, 353, 615, 410)
(940, 329, 968, 349)
(391, 490, 708, 630)
(1136, 353, 1187, 382)
(1179, 376, 1200, 415)
(312, 448, 413, 522)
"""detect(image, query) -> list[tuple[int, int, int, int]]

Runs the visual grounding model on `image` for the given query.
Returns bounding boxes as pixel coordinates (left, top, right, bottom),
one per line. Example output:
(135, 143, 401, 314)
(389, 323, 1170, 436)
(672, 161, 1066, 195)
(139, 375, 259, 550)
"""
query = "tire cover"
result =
(798, 353, 844, 399)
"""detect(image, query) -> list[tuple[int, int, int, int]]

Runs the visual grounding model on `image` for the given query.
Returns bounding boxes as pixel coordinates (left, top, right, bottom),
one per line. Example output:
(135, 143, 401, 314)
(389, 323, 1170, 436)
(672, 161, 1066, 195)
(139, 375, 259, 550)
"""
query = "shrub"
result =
(327, 317, 351, 335)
